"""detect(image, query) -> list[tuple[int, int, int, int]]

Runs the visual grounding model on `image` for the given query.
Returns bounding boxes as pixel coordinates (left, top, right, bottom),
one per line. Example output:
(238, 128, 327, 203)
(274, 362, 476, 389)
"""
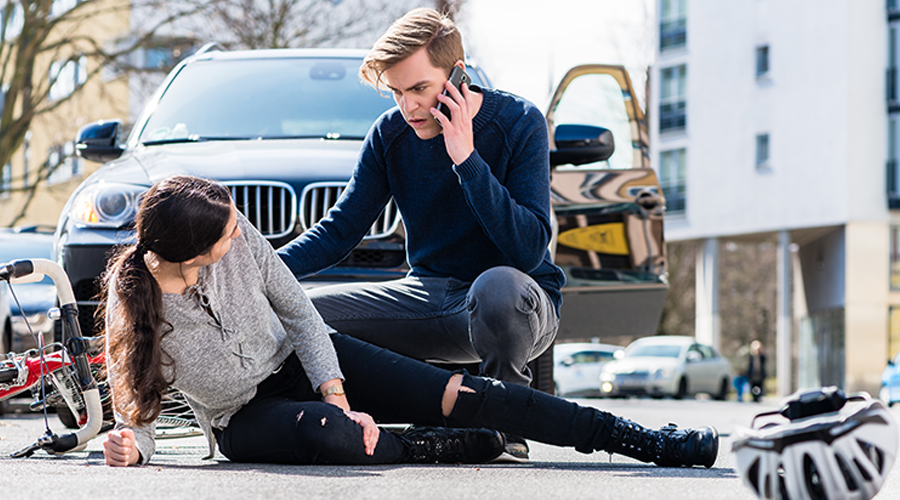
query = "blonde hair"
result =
(360, 8, 464, 89)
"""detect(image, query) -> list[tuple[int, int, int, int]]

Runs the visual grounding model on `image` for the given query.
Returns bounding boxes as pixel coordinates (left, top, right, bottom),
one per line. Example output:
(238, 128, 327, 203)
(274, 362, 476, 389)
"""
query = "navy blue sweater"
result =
(278, 87, 566, 313)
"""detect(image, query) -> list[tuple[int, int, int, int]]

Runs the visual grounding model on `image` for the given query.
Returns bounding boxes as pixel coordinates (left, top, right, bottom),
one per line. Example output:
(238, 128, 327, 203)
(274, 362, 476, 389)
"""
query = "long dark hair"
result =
(97, 175, 232, 426)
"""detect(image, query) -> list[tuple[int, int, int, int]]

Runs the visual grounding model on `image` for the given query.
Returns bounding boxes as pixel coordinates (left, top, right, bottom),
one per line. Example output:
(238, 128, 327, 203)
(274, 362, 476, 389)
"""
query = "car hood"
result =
(98, 139, 364, 187)
(7, 283, 57, 317)
(605, 357, 681, 373)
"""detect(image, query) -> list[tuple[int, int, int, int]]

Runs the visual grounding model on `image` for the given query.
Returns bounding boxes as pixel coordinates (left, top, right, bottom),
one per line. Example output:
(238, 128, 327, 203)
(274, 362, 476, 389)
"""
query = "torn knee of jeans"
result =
(458, 384, 476, 394)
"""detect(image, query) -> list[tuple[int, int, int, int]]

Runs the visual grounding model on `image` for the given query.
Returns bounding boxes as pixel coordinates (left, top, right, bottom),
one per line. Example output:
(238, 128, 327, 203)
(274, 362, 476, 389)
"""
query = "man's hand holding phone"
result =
(432, 64, 478, 166)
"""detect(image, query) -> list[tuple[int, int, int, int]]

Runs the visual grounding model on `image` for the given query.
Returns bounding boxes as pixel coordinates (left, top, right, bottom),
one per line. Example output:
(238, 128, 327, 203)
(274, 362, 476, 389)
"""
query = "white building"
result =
(650, 0, 898, 396)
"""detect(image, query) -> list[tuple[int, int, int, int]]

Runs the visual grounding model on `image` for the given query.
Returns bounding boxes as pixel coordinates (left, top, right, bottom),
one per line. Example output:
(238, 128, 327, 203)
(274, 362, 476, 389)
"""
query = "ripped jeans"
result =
(215, 334, 615, 465)
(306, 266, 559, 386)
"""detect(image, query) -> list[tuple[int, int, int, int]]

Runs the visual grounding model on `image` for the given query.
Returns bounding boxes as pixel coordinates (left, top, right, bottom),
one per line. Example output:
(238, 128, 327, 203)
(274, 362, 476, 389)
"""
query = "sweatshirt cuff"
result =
(452, 149, 485, 182)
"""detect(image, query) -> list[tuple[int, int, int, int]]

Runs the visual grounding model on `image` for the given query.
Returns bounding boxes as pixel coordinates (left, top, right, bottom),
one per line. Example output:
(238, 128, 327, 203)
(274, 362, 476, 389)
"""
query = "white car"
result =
(554, 342, 623, 397)
(599, 336, 731, 400)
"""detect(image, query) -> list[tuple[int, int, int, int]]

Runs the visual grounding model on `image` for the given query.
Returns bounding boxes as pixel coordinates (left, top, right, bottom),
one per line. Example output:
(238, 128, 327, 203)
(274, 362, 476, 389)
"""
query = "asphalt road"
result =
(2, 396, 899, 500)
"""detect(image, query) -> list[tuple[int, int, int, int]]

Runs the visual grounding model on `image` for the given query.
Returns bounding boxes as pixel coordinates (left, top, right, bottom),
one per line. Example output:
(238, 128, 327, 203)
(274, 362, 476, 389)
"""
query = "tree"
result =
(171, 0, 421, 51)
(0, 0, 426, 226)
(0, 0, 208, 177)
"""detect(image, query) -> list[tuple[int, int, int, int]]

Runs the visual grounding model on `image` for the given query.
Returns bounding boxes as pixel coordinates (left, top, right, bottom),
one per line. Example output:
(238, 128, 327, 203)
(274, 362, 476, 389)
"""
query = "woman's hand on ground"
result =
(344, 410, 379, 456)
(103, 428, 140, 466)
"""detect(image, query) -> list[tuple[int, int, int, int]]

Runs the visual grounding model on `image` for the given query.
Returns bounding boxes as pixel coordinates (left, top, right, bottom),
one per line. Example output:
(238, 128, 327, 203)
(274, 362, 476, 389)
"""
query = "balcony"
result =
(659, 100, 686, 133)
(888, 159, 900, 209)
(660, 18, 686, 51)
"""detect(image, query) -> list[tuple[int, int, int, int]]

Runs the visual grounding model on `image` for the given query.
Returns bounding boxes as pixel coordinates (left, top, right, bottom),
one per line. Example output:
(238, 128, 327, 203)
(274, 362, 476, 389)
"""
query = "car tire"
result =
(714, 377, 729, 401)
(674, 377, 688, 400)
(57, 404, 79, 429)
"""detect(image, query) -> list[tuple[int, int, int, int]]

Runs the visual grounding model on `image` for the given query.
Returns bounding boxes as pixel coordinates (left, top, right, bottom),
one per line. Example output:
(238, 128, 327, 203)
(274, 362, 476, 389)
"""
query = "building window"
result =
(891, 226, 900, 290)
(48, 55, 87, 101)
(660, 65, 686, 133)
(659, 149, 686, 215)
(756, 134, 770, 168)
(756, 45, 770, 78)
(22, 130, 31, 188)
(1, 3, 23, 41)
(0, 163, 10, 199)
(660, 0, 686, 51)
(45, 141, 82, 186)
(890, 28, 898, 106)
(890, 307, 900, 361)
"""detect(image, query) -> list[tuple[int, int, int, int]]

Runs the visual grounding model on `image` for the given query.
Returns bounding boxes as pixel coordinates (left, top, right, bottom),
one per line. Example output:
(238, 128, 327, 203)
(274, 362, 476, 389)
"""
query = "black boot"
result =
(604, 418, 719, 468)
(400, 426, 505, 464)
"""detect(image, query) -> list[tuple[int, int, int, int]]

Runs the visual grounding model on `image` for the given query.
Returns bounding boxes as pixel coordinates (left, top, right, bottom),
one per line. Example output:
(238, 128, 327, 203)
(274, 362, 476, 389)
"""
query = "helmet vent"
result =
(802, 454, 827, 500)
(853, 458, 873, 482)
(856, 438, 885, 474)
(776, 464, 787, 500)
(747, 458, 761, 496)
(835, 453, 859, 491)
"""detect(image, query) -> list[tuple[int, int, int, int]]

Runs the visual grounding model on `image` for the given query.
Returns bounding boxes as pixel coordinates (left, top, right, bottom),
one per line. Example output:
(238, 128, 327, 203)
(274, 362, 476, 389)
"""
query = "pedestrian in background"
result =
(747, 340, 766, 402)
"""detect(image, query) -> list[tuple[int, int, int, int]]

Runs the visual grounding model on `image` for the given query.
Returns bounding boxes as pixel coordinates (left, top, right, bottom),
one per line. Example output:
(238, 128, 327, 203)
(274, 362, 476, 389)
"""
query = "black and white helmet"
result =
(732, 387, 898, 500)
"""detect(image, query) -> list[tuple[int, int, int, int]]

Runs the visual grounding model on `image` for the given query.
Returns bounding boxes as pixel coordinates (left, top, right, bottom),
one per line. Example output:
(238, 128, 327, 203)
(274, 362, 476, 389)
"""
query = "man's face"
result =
(382, 47, 450, 141)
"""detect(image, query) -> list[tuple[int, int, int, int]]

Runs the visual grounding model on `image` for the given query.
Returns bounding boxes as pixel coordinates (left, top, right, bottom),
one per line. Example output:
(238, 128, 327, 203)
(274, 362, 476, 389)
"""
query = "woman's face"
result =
(200, 203, 241, 265)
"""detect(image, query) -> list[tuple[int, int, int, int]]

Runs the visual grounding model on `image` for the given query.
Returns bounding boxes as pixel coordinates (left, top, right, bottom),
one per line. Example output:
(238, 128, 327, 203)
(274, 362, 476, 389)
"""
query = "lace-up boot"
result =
(401, 427, 505, 464)
(604, 419, 719, 468)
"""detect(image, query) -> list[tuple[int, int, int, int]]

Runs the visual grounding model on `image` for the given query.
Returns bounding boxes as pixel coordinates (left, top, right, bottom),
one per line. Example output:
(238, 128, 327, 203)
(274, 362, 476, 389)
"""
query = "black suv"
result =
(59, 46, 668, 392)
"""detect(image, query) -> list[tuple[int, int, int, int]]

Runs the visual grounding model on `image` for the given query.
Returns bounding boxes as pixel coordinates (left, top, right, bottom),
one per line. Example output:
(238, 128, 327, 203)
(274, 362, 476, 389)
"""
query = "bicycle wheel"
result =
(156, 388, 201, 439)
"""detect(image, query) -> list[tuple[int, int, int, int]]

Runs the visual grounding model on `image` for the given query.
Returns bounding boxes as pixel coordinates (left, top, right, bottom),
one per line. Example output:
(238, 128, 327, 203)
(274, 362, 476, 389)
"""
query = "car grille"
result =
(225, 181, 297, 239)
(300, 182, 400, 239)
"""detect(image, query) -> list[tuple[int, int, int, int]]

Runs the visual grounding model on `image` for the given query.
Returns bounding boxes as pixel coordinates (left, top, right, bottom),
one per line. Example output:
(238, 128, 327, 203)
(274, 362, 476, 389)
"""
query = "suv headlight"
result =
(70, 182, 147, 228)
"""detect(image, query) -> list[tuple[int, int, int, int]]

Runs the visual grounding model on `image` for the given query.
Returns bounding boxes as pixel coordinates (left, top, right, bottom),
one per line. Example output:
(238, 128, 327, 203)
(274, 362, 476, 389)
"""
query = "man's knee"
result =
(468, 266, 537, 318)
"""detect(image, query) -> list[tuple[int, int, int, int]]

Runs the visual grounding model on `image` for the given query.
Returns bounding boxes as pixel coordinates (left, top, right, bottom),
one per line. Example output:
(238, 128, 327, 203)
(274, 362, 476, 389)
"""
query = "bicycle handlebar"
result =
(1, 258, 77, 307)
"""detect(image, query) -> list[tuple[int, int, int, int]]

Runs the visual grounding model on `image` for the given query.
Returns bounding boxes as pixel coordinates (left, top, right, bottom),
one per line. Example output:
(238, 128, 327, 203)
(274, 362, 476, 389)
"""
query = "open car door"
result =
(545, 65, 668, 344)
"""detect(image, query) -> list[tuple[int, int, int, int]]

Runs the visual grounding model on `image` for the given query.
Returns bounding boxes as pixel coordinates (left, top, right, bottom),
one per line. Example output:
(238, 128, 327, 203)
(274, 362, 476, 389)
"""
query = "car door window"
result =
(552, 73, 633, 170)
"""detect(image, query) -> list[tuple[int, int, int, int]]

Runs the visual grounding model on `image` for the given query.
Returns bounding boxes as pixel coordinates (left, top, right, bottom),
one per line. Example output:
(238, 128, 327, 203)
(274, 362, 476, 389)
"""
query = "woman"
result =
(101, 175, 719, 468)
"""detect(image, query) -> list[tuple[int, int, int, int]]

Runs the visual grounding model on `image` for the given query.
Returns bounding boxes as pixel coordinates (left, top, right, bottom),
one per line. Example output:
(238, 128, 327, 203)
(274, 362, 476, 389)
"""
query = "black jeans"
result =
(216, 334, 614, 465)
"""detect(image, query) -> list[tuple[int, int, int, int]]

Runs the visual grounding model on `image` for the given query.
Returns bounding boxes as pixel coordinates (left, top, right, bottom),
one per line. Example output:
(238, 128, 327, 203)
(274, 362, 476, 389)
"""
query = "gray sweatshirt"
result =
(106, 214, 343, 464)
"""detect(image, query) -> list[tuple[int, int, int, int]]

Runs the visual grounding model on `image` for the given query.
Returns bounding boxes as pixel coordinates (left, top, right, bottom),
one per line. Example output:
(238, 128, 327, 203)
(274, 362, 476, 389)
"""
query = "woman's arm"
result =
(104, 287, 157, 465)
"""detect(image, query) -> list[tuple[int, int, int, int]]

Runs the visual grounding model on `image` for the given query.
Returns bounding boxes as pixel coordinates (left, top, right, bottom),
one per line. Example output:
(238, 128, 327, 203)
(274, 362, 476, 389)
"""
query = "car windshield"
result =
(627, 344, 683, 358)
(138, 57, 397, 143)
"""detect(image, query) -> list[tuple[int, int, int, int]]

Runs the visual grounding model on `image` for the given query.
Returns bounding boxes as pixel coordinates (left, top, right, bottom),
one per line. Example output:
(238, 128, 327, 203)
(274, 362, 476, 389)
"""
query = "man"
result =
(277, 8, 565, 461)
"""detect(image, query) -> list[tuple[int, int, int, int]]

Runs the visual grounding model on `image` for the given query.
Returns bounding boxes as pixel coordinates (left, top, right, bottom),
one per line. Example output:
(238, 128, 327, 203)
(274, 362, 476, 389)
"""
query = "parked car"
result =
(881, 350, 900, 407)
(553, 342, 623, 397)
(0, 227, 57, 353)
(599, 336, 731, 400)
(58, 45, 667, 393)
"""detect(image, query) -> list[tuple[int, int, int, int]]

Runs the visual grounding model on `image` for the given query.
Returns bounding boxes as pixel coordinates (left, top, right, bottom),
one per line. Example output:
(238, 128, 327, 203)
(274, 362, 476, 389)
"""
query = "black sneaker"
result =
(491, 433, 529, 463)
(401, 427, 505, 464)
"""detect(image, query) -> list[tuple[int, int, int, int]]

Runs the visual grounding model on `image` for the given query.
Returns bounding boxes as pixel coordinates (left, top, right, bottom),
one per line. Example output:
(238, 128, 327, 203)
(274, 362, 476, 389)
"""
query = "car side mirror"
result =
(550, 124, 614, 167)
(686, 351, 701, 363)
(613, 350, 624, 360)
(76, 120, 124, 162)
(890, 359, 896, 367)
(561, 356, 575, 367)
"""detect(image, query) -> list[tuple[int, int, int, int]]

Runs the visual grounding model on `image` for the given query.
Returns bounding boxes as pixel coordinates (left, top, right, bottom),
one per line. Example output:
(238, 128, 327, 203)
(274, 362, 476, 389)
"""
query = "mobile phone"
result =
(435, 66, 471, 125)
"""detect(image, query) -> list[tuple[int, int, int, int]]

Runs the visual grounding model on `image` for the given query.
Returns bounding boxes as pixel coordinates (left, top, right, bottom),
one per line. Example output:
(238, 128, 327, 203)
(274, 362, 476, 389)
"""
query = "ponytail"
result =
(98, 243, 173, 426)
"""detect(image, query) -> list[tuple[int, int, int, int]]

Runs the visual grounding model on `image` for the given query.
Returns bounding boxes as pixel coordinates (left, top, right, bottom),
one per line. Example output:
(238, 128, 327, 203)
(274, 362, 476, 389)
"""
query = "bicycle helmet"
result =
(732, 386, 898, 500)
